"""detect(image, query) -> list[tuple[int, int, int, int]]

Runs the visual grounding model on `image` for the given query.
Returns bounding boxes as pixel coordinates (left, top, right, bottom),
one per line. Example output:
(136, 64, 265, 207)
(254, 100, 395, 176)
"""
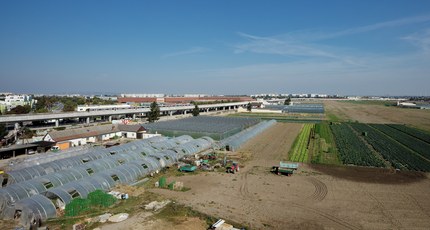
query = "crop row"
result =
(370, 124, 430, 160)
(289, 124, 313, 162)
(330, 124, 385, 167)
(387, 124, 430, 144)
(349, 123, 430, 171)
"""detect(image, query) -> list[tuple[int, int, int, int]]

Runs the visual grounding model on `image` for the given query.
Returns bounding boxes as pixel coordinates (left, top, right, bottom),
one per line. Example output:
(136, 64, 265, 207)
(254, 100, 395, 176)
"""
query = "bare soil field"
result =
(152, 122, 430, 229)
(324, 100, 430, 131)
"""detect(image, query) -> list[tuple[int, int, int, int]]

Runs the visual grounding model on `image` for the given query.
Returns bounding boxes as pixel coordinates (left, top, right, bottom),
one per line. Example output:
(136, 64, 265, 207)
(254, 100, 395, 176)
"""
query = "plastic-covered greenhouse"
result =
(219, 120, 276, 151)
(143, 116, 260, 140)
(282, 104, 324, 114)
(0, 135, 215, 227)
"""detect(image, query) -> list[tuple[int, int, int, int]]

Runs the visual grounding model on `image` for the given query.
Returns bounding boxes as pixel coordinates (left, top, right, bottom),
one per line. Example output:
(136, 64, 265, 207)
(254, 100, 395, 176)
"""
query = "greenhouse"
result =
(143, 116, 260, 140)
(0, 135, 215, 227)
(219, 120, 276, 151)
(1, 136, 170, 186)
(282, 104, 324, 114)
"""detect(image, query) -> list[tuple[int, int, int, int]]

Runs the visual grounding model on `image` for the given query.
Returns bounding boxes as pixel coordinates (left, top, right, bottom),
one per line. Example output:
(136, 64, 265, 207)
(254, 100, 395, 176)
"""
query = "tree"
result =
(63, 102, 76, 112)
(8, 105, 31, 114)
(147, 102, 160, 123)
(284, 97, 291, 105)
(192, 103, 200, 116)
(0, 124, 7, 139)
(246, 102, 252, 112)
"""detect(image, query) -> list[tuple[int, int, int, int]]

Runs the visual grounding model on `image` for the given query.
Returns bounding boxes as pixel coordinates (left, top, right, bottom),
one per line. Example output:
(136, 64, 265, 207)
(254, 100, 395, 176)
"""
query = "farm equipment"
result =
(271, 161, 298, 176)
(179, 164, 197, 172)
(226, 162, 240, 174)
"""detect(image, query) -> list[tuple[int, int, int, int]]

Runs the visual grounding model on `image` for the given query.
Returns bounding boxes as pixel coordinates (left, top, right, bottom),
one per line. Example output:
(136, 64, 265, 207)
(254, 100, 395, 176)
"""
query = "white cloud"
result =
(402, 29, 430, 53)
(162, 47, 209, 58)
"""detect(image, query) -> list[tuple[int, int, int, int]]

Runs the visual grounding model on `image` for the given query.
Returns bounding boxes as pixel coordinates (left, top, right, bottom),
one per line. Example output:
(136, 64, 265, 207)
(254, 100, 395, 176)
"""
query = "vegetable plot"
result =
(330, 124, 385, 167)
(349, 123, 430, 172)
(289, 124, 313, 162)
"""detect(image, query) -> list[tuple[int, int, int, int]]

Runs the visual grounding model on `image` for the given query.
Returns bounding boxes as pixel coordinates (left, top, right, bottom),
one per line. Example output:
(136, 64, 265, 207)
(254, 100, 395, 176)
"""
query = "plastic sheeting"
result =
(219, 120, 276, 151)
(0, 135, 216, 224)
(3, 136, 169, 185)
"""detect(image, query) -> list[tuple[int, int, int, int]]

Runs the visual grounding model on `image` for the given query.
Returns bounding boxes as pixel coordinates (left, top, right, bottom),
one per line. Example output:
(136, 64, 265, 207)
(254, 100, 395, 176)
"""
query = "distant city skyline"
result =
(1, 1, 430, 96)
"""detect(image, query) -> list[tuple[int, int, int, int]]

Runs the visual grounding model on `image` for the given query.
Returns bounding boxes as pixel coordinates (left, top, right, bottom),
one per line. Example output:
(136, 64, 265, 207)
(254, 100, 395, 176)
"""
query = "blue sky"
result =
(1, 0, 430, 96)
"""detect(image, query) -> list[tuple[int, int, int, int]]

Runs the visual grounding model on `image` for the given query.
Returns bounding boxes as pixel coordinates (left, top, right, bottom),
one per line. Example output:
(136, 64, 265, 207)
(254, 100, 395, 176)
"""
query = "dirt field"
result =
(152, 122, 430, 229)
(324, 100, 430, 131)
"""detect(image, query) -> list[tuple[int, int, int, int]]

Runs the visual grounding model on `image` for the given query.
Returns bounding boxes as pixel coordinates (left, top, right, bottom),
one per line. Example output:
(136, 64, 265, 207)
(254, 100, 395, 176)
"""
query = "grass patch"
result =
(311, 122, 341, 165)
(326, 113, 341, 122)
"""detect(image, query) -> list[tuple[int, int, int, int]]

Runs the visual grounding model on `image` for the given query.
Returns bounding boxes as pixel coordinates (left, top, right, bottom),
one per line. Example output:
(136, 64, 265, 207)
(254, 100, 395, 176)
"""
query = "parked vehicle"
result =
(271, 161, 299, 176)
(226, 162, 240, 174)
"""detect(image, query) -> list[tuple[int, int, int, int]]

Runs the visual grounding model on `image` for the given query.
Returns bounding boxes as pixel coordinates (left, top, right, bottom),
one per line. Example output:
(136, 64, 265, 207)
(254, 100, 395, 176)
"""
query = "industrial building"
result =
(118, 96, 254, 104)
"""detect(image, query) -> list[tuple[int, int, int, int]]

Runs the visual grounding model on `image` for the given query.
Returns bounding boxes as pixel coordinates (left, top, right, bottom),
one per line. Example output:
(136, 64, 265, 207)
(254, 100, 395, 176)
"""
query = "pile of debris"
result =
(211, 219, 243, 230)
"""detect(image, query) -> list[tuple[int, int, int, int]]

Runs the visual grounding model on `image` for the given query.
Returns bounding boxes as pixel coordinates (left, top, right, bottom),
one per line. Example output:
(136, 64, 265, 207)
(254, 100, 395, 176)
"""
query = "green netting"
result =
(65, 198, 91, 217)
(64, 190, 116, 217)
(168, 181, 175, 190)
(159, 177, 166, 188)
(88, 190, 117, 208)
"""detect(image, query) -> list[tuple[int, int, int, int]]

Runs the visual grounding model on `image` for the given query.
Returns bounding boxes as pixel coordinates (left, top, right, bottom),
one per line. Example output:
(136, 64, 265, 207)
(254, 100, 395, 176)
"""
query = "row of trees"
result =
(35, 96, 115, 113)
(0, 96, 116, 115)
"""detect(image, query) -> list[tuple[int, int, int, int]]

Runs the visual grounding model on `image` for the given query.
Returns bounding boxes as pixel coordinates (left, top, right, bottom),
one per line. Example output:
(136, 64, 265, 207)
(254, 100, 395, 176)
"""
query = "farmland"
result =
(311, 122, 340, 164)
(370, 124, 430, 160)
(388, 124, 430, 144)
(324, 100, 430, 131)
(330, 123, 385, 167)
(349, 123, 430, 171)
(154, 122, 430, 230)
(289, 124, 313, 162)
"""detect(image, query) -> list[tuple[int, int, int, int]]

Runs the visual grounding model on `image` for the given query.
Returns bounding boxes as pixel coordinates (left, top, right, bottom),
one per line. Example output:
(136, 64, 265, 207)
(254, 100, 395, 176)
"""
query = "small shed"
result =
(118, 125, 146, 139)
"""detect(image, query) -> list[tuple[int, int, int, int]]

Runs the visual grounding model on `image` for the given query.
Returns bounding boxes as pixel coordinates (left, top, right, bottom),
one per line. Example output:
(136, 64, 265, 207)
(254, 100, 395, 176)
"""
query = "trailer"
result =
(271, 161, 299, 176)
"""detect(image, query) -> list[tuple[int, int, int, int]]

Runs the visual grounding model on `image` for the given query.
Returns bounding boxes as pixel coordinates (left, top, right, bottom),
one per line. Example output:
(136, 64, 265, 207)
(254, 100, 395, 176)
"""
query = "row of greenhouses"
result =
(0, 135, 214, 228)
(219, 120, 276, 151)
(1, 136, 171, 186)
(143, 116, 260, 140)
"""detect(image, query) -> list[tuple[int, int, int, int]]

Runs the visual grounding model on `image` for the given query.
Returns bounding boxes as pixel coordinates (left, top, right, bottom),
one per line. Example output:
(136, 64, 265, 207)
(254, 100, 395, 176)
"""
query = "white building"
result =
(0, 94, 36, 112)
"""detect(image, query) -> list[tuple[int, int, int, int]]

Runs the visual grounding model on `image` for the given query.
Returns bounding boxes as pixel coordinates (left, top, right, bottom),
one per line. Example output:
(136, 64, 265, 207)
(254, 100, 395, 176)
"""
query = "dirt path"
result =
(324, 100, 430, 131)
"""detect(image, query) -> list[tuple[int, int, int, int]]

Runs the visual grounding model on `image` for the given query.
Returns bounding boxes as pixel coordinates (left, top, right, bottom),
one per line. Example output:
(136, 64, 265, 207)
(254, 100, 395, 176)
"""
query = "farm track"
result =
(239, 171, 252, 200)
(306, 177, 328, 202)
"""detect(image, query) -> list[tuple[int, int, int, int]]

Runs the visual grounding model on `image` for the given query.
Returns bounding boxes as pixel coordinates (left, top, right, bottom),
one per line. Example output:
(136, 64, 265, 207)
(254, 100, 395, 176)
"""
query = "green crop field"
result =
(349, 123, 430, 171)
(330, 123, 385, 167)
(311, 122, 340, 164)
(289, 124, 313, 162)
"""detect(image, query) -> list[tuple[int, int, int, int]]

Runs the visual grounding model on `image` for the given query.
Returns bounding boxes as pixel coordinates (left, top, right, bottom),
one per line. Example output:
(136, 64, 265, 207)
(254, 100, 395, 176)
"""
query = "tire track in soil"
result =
(405, 193, 430, 218)
(290, 203, 362, 230)
(262, 197, 361, 230)
(239, 171, 251, 199)
(306, 177, 328, 202)
(366, 191, 402, 229)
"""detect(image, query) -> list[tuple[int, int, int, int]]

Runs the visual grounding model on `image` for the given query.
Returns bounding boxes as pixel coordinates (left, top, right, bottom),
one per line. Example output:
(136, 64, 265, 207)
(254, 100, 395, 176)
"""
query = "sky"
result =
(1, 0, 430, 96)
